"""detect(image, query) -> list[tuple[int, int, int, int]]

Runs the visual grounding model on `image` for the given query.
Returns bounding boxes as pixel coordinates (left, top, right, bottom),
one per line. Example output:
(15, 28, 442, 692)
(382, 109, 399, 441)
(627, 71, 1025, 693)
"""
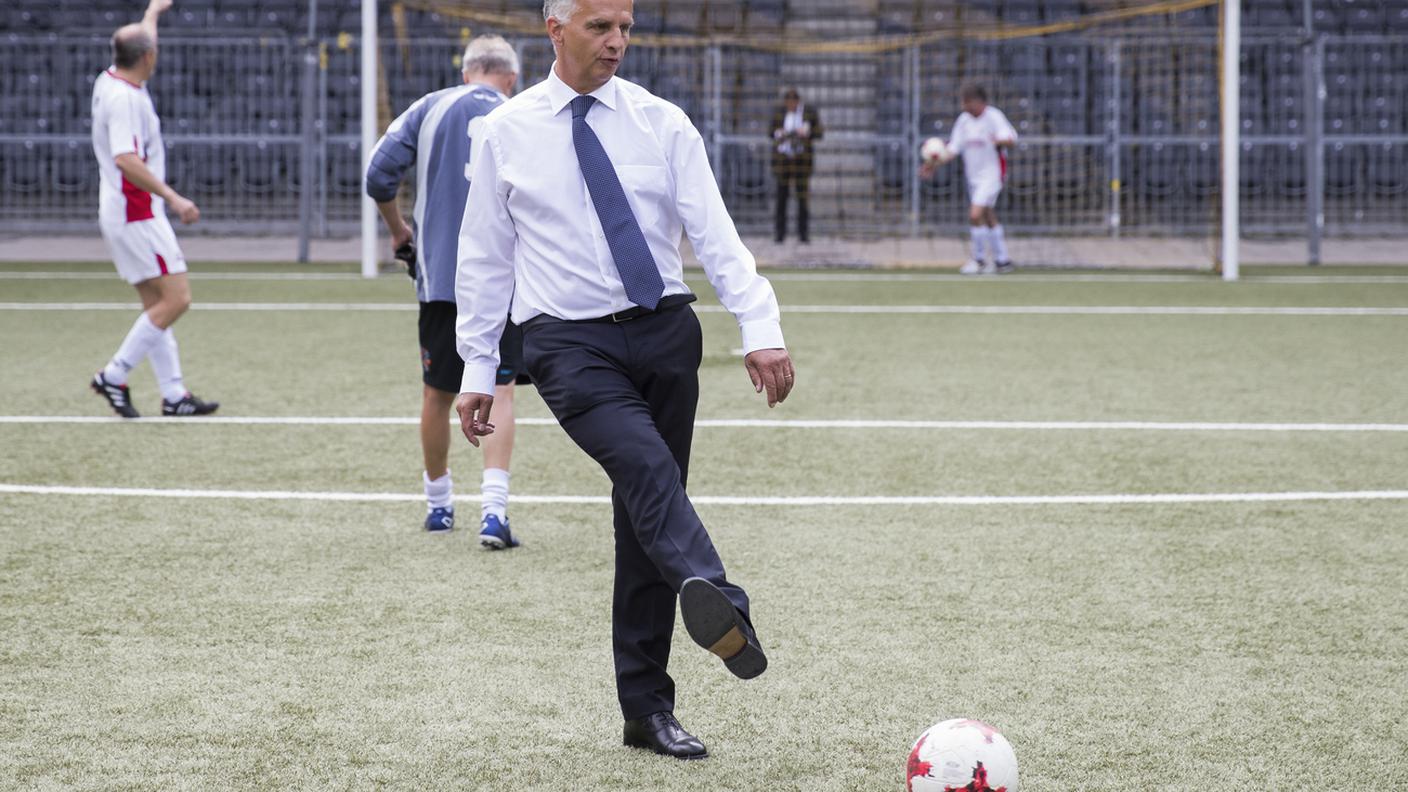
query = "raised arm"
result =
(140, 0, 172, 42)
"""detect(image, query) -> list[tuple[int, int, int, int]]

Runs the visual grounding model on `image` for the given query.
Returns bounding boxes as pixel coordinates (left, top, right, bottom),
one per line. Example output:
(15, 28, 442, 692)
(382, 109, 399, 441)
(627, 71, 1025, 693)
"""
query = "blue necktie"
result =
(570, 95, 664, 310)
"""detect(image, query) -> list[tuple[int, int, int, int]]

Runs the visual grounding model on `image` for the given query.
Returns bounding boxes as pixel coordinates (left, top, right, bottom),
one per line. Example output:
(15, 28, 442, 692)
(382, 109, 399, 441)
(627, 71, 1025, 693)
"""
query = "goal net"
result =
(371, 0, 1238, 272)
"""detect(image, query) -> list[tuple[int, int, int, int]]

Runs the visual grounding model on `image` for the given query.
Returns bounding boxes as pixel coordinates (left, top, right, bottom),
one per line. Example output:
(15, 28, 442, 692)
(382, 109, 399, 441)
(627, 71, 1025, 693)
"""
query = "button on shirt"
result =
(455, 66, 785, 396)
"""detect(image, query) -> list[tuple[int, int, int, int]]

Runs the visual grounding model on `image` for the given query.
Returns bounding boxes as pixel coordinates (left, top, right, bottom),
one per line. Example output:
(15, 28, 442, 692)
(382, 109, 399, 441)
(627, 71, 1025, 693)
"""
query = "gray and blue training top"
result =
(366, 82, 506, 303)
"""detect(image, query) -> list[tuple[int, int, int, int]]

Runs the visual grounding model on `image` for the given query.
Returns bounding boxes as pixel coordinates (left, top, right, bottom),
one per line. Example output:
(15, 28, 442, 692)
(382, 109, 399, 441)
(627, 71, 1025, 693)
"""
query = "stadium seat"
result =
(1390, 3, 1408, 31)
(1, 140, 47, 194)
(1247, 0, 1295, 28)
(1367, 144, 1406, 197)
(239, 142, 286, 195)
(328, 140, 365, 197)
(1342, 1, 1383, 32)
(1273, 142, 1306, 198)
(51, 139, 94, 194)
(1324, 143, 1363, 197)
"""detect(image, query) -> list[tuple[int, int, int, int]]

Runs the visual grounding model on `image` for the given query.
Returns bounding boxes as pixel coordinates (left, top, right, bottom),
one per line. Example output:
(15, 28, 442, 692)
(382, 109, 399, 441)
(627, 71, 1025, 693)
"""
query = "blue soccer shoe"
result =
(424, 506, 455, 532)
(478, 514, 520, 550)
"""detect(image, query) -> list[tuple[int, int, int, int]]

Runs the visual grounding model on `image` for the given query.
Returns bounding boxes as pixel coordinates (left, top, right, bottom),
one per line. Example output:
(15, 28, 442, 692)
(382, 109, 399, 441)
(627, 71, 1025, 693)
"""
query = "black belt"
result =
(531, 293, 697, 326)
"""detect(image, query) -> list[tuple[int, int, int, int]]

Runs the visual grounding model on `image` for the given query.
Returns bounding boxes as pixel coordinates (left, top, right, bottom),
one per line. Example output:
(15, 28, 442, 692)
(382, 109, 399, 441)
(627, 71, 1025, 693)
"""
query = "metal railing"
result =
(1, 32, 1404, 243)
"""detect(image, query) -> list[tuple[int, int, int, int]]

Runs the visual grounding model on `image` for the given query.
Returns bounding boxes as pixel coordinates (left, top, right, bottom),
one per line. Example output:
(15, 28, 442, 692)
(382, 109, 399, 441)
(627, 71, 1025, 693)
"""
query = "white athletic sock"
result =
(990, 225, 1011, 263)
(103, 312, 165, 386)
(481, 467, 510, 520)
(969, 226, 990, 263)
(148, 329, 188, 402)
(424, 470, 453, 511)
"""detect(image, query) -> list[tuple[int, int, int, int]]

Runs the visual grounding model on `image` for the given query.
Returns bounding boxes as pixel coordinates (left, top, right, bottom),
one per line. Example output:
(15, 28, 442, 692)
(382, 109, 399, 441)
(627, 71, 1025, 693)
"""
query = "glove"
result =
(394, 241, 417, 280)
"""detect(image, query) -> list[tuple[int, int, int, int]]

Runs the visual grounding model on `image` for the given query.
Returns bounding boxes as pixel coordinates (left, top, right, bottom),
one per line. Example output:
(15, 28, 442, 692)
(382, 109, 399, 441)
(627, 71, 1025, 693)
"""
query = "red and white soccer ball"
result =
(906, 718, 1019, 792)
(920, 136, 951, 164)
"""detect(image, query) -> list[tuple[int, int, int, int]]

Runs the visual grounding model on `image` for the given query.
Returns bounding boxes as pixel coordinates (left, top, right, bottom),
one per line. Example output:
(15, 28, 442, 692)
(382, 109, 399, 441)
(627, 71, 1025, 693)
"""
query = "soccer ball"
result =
(920, 136, 950, 164)
(906, 718, 1019, 792)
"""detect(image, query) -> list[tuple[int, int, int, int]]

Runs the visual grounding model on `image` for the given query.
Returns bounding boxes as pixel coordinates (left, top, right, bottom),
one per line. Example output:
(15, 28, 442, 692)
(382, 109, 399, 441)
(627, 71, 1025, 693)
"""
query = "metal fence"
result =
(1, 32, 1404, 240)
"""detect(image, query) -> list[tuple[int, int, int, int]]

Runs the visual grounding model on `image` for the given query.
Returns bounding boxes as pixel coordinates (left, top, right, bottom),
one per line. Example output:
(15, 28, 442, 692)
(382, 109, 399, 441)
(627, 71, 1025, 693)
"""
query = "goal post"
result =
(1220, 0, 1240, 281)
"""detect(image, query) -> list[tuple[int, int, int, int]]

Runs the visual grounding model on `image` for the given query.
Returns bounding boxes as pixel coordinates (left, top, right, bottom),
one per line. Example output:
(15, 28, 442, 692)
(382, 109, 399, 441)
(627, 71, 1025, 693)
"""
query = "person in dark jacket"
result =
(769, 88, 823, 243)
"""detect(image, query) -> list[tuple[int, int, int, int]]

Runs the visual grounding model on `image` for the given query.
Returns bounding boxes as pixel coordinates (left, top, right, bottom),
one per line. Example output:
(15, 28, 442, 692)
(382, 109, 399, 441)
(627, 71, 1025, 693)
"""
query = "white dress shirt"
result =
(455, 66, 785, 396)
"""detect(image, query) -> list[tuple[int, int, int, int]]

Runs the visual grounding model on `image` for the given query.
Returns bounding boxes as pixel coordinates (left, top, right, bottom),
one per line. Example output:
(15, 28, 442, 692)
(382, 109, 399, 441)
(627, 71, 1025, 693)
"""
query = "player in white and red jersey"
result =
(89, 0, 218, 418)
(922, 83, 1018, 275)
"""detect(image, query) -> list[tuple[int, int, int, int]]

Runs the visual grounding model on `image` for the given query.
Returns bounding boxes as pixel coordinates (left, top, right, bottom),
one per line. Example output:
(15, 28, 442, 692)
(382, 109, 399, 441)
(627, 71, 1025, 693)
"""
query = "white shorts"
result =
(101, 215, 187, 285)
(966, 176, 1003, 209)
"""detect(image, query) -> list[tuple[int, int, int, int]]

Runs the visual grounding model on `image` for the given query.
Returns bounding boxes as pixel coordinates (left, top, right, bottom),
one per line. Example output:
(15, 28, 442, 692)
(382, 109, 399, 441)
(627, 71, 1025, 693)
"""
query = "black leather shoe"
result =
(679, 577, 768, 680)
(623, 711, 708, 760)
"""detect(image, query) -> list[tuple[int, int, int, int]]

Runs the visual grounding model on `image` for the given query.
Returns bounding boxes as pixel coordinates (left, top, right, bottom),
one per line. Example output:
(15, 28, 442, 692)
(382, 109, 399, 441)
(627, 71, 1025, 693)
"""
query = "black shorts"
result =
(419, 301, 530, 393)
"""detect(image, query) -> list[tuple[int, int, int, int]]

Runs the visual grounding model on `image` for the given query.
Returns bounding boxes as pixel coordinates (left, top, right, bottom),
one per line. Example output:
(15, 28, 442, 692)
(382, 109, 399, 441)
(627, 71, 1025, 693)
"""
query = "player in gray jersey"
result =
(366, 36, 526, 544)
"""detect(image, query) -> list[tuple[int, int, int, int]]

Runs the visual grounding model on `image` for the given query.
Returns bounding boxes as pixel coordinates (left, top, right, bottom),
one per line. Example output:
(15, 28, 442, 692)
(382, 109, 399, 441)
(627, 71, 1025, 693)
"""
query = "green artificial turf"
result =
(2, 264, 1406, 790)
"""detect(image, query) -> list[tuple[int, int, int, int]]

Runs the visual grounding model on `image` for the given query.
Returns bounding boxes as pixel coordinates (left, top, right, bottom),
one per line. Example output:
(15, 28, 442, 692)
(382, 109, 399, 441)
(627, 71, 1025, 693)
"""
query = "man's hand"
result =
(455, 392, 496, 447)
(168, 194, 200, 224)
(390, 222, 413, 251)
(148, 0, 174, 13)
(745, 348, 795, 408)
(919, 162, 937, 180)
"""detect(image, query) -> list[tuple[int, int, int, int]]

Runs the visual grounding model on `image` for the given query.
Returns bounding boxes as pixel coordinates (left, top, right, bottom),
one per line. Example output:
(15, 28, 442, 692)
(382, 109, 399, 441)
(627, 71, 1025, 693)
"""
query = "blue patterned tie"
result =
(570, 95, 664, 310)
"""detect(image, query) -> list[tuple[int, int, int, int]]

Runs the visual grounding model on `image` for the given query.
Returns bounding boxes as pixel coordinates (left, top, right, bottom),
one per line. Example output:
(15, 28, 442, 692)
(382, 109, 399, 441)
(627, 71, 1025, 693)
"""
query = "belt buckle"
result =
(610, 309, 635, 323)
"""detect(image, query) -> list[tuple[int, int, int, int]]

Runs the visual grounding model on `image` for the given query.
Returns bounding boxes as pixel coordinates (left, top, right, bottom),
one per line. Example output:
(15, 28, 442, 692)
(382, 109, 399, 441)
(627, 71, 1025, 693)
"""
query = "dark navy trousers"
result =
(522, 304, 751, 720)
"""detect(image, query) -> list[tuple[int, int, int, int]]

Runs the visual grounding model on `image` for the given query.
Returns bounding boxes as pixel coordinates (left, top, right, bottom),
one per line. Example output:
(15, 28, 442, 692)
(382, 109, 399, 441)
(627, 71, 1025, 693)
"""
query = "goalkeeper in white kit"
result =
(921, 83, 1017, 275)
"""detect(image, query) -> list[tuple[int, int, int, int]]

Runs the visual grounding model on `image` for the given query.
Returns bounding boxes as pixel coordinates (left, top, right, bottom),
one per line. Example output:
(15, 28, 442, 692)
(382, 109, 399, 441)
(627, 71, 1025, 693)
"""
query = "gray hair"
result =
(111, 24, 154, 70)
(543, 0, 577, 22)
(461, 35, 519, 77)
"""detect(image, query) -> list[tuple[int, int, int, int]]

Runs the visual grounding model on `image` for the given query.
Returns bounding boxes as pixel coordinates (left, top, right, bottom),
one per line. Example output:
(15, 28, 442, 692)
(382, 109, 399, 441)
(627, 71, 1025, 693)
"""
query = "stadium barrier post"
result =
(360, 0, 378, 278)
(296, 0, 319, 263)
(907, 44, 921, 238)
(1107, 40, 1122, 239)
(317, 42, 329, 237)
(1304, 36, 1325, 266)
(1221, 0, 1240, 281)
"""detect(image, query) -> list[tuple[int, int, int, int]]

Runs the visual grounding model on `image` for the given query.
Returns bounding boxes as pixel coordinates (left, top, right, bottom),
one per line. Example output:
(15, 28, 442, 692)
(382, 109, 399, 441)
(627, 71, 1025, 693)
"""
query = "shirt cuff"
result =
(460, 362, 499, 396)
(740, 319, 785, 355)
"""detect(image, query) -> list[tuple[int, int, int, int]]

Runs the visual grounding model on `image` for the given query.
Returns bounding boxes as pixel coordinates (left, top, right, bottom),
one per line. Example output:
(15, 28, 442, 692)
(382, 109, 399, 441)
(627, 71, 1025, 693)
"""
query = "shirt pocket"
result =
(615, 164, 670, 232)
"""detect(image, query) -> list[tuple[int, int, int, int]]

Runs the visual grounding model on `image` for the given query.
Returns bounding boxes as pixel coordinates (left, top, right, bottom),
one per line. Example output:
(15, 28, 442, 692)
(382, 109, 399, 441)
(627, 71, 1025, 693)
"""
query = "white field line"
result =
(763, 272, 1408, 285)
(5, 271, 1408, 285)
(1, 483, 1407, 507)
(2, 302, 1407, 316)
(0, 271, 363, 281)
(3, 416, 1408, 433)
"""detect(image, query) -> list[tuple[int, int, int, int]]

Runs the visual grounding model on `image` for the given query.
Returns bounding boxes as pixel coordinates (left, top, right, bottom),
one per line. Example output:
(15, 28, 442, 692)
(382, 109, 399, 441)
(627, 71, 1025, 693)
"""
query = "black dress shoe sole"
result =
(679, 577, 767, 680)
(623, 735, 709, 760)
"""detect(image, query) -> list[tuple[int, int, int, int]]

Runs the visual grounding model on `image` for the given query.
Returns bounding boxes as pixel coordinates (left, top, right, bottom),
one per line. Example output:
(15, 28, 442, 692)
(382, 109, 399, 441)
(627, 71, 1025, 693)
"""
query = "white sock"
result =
(424, 470, 453, 511)
(990, 225, 1011, 263)
(969, 227, 989, 263)
(103, 312, 165, 386)
(481, 467, 510, 520)
(148, 329, 188, 402)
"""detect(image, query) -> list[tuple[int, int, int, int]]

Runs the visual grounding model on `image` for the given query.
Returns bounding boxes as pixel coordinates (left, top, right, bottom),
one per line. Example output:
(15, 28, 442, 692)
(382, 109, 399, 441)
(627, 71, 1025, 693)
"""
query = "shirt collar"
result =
(467, 80, 507, 100)
(545, 63, 618, 116)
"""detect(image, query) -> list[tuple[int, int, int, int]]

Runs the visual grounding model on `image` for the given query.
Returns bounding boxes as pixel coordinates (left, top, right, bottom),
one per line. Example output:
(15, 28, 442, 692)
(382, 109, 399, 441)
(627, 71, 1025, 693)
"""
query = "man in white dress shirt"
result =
(454, 0, 795, 761)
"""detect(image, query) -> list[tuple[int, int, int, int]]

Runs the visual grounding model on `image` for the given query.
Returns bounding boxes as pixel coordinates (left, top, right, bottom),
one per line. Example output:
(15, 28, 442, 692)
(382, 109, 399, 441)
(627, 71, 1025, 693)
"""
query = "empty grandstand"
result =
(1, 1, 1404, 256)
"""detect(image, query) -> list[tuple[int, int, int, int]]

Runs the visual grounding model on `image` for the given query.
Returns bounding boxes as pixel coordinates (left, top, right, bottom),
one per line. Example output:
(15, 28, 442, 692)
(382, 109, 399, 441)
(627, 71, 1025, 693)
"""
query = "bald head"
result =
(112, 24, 155, 71)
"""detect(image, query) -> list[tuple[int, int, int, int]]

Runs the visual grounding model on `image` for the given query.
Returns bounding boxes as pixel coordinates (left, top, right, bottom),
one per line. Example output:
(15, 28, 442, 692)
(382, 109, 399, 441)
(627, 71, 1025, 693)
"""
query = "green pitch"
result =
(2, 263, 1406, 790)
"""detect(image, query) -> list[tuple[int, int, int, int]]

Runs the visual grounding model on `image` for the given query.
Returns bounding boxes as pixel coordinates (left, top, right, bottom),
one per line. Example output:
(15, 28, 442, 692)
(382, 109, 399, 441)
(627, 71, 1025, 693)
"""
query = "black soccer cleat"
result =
(91, 371, 140, 418)
(161, 392, 220, 416)
(995, 259, 1015, 274)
